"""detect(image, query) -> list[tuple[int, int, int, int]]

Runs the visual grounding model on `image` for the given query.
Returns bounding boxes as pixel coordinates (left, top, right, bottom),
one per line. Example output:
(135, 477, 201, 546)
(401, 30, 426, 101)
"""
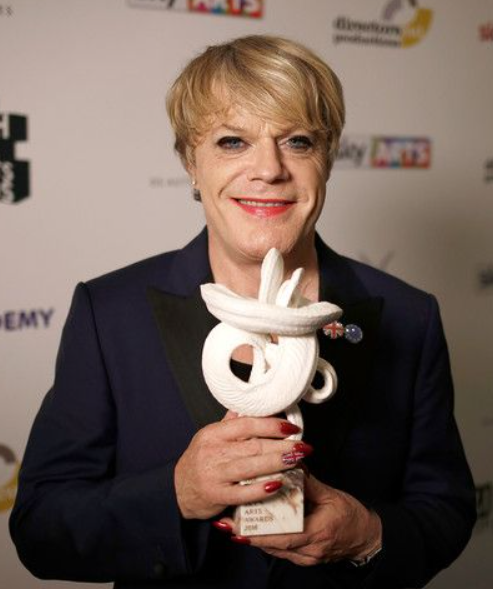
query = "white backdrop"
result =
(1, 0, 492, 587)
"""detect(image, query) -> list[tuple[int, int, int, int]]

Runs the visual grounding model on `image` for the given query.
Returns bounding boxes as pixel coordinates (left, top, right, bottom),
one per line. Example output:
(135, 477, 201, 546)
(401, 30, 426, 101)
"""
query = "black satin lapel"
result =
(147, 286, 226, 430)
(302, 297, 384, 482)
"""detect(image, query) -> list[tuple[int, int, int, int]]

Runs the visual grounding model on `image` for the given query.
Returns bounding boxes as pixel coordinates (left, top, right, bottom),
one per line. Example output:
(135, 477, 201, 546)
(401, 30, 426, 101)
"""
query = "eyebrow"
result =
(215, 124, 249, 133)
(215, 123, 307, 136)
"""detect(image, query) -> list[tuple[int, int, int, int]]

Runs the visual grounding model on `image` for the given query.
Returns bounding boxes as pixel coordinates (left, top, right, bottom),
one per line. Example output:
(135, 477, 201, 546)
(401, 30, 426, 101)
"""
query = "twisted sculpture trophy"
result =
(201, 248, 342, 536)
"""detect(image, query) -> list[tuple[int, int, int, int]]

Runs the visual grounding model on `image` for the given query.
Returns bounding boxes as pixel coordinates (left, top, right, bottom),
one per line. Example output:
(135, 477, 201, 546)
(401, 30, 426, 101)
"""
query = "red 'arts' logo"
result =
(479, 22, 493, 42)
(127, 0, 263, 18)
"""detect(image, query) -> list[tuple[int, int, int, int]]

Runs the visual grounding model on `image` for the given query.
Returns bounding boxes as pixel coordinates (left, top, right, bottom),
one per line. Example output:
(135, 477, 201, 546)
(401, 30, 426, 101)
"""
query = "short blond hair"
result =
(166, 35, 345, 169)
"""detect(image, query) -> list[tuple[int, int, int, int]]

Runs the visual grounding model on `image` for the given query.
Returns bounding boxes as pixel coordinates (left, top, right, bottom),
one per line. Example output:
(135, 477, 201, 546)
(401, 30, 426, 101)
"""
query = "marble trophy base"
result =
(234, 468, 304, 536)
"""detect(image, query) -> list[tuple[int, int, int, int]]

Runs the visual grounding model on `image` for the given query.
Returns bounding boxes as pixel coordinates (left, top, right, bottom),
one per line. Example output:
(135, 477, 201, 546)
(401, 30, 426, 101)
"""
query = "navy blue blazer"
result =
(10, 230, 476, 589)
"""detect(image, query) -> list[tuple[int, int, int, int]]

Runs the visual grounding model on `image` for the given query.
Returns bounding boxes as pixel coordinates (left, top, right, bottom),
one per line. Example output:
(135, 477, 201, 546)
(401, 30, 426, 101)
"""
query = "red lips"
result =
(233, 198, 294, 218)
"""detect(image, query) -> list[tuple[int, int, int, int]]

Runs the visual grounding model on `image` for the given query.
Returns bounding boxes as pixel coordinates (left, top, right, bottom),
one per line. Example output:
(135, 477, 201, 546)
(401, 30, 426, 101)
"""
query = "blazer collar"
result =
(148, 230, 383, 469)
(147, 228, 224, 428)
(156, 228, 212, 297)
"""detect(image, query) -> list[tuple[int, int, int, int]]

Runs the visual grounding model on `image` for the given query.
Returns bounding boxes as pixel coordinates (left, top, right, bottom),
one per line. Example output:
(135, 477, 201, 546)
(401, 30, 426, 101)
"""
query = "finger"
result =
(211, 517, 235, 534)
(227, 438, 312, 462)
(217, 476, 286, 507)
(222, 443, 312, 482)
(260, 547, 321, 567)
(263, 524, 331, 561)
(247, 530, 309, 551)
(222, 410, 239, 421)
(212, 415, 302, 442)
(214, 516, 235, 531)
(254, 532, 332, 563)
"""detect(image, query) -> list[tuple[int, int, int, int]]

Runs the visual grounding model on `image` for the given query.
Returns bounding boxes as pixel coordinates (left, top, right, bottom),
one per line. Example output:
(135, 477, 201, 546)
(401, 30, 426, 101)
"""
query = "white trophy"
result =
(201, 248, 342, 536)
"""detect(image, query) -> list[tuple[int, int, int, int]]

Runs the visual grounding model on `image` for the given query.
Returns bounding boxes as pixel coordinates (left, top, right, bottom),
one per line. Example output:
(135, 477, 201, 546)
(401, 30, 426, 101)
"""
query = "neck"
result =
(208, 235, 320, 302)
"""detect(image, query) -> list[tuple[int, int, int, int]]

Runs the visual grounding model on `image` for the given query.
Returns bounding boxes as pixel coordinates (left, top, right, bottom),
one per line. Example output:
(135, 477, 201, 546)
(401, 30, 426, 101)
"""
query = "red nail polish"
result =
(281, 451, 298, 465)
(212, 521, 232, 533)
(293, 442, 314, 456)
(264, 480, 283, 493)
(231, 535, 251, 545)
(282, 451, 307, 465)
(280, 421, 300, 435)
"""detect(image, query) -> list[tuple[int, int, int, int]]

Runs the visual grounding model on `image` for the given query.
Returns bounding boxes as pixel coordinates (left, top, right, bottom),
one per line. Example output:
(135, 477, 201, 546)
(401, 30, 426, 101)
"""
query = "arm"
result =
(368, 295, 476, 587)
(10, 283, 307, 583)
(217, 296, 476, 588)
(9, 284, 207, 582)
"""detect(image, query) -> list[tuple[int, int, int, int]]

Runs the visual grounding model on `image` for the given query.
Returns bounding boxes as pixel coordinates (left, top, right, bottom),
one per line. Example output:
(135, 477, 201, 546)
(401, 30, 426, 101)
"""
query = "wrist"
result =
(174, 460, 193, 519)
(349, 509, 382, 565)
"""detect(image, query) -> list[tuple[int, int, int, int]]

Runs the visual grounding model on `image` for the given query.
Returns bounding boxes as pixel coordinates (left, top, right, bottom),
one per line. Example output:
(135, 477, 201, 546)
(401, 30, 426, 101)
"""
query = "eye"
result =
(216, 136, 246, 150)
(286, 135, 314, 151)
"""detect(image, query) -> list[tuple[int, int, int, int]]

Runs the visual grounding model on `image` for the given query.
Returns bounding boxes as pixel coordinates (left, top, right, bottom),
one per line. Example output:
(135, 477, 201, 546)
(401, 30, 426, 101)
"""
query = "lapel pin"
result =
(322, 321, 363, 344)
(322, 321, 345, 339)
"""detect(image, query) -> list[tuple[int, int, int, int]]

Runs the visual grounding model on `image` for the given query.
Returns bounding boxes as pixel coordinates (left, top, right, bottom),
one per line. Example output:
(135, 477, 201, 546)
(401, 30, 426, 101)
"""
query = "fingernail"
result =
(231, 535, 251, 545)
(293, 442, 314, 456)
(280, 421, 301, 435)
(282, 451, 306, 465)
(212, 521, 232, 533)
(264, 480, 283, 493)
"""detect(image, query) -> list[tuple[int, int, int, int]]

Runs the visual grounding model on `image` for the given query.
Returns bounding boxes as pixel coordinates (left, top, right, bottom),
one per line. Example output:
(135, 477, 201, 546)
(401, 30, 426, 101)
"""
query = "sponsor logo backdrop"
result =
(1, 1, 492, 587)
(0, 107, 30, 204)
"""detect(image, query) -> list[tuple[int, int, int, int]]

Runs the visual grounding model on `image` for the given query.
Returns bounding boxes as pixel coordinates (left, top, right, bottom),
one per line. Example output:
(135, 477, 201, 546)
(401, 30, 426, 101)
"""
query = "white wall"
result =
(1, 1, 492, 587)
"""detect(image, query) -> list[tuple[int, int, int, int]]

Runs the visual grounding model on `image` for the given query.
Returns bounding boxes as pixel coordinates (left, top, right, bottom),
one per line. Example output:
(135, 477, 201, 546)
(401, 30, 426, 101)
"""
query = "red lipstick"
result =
(233, 198, 294, 218)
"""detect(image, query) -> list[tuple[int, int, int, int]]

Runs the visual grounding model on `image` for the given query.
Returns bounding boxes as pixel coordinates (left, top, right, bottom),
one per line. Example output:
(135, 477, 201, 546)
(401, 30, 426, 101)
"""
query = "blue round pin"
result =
(344, 324, 363, 344)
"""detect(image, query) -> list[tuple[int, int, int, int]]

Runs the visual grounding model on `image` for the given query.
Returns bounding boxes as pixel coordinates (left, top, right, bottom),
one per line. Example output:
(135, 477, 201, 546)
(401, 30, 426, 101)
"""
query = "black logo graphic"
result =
(0, 443, 19, 512)
(476, 483, 492, 531)
(0, 444, 15, 465)
(484, 159, 493, 183)
(0, 106, 30, 204)
(478, 265, 493, 290)
(0, 4, 14, 17)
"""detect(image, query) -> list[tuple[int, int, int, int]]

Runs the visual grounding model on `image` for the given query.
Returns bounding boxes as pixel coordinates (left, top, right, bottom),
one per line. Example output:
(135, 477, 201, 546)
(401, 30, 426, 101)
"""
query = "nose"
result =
(247, 139, 288, 183)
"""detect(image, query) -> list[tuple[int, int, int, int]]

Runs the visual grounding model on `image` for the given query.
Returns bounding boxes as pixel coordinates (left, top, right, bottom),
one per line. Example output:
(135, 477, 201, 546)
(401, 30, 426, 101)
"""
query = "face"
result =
(189, 107, 329, 265)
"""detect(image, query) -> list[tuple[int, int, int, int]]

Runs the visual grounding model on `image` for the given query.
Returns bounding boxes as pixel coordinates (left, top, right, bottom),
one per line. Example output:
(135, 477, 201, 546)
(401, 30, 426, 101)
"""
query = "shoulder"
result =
(343, 255, 433, 305)
(63, 250, 182, 329)
(82, 229, 209, 306)
(317, 237, 435, 312)
(344, 257, 444, 351)
(317, 242, 441, 337)
(85, 249, 180, 294)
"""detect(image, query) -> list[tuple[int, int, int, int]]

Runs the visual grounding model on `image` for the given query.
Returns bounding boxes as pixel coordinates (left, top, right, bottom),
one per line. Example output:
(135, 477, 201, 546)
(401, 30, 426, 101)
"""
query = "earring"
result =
(191, 178, 201, 201)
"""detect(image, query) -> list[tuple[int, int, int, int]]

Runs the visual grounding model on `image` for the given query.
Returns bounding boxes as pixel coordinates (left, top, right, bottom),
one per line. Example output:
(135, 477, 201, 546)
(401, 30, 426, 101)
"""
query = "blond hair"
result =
(166, 35, 345, 169)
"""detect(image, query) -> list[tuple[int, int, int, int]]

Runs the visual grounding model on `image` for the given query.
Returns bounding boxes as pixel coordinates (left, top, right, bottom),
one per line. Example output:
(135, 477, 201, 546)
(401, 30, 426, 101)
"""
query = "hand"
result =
(218, 472, 382, 566)
(174, 411, 312, 520)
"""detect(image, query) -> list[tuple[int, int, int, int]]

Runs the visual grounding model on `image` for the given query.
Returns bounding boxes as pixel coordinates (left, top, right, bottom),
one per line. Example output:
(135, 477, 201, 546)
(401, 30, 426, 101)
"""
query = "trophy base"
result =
(234, 468, 304, 536)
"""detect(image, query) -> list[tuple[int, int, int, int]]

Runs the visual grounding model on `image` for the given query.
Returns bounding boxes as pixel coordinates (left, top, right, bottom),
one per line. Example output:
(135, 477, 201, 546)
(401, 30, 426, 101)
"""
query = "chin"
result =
(238, 231, 299, 262)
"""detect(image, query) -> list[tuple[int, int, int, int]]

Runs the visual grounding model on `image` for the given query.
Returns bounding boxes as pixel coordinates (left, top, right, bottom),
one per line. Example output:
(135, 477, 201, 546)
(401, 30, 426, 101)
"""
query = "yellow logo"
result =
(333, 1, 433, 49)
(401, 7, 433, 47)
(0, 444, 19, 512)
